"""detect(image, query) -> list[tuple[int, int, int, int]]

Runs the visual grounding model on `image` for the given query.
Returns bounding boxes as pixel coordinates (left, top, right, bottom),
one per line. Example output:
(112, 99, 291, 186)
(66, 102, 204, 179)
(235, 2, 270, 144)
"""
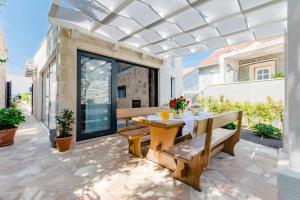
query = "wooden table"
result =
(132, 117, 185, 171)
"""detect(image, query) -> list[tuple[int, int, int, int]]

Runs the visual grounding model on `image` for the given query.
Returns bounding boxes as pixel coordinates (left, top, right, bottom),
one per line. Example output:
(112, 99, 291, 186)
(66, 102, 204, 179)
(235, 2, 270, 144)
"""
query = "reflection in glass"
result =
(49, 61, 57, 129)
(80, 56, 112, 133)
(42, 69, 49, 125)
(117, 62, 158, 109)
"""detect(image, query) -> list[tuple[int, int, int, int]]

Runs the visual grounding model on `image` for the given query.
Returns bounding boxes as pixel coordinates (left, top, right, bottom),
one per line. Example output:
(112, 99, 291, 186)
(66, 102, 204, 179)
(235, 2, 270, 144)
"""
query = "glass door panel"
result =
(77, 51, 116, 141)
(42, 69, 49, 126)
(49, 61, 57, 129)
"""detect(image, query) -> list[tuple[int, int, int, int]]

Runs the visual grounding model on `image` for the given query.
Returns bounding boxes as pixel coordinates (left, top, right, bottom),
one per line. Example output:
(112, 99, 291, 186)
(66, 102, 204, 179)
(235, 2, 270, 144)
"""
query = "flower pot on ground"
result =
(54, 109, 75, 152)
(0, 108, 25, 147)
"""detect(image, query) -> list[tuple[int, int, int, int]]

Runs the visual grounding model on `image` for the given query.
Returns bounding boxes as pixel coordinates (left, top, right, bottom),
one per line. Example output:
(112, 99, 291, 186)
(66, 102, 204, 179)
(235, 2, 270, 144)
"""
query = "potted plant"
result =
(54, 109, 75, 152)
(0, 108, 25, 147)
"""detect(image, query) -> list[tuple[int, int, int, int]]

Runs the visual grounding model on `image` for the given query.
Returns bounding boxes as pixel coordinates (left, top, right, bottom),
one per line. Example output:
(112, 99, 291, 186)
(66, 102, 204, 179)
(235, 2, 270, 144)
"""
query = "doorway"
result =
(77, 51, 117, 141)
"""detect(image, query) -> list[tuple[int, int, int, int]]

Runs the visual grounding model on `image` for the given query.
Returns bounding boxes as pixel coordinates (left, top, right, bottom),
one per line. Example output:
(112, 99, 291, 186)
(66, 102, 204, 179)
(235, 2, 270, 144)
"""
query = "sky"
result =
(0, 0, 211, 76)
(0, 0, 51, 75)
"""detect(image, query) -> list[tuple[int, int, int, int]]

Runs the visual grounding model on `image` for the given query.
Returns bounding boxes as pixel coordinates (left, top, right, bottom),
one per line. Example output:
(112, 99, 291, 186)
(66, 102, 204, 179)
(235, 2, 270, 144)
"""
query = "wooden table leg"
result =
(147, 126, 179, 171)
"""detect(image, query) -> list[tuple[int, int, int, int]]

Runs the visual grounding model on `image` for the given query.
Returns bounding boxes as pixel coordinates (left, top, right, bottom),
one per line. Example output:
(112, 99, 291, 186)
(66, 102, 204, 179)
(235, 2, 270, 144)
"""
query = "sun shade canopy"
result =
(49, 0, 287, 58)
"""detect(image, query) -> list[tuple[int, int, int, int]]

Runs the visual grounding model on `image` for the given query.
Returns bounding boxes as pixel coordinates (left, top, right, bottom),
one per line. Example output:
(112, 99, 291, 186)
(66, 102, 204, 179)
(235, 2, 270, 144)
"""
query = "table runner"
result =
(147, 112, 213, 136)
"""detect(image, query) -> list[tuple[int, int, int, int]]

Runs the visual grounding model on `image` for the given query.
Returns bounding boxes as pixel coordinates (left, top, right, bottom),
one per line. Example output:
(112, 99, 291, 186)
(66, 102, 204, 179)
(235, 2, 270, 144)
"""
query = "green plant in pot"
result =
(55, 109, 75, 152)
(0, 108, 25, 147)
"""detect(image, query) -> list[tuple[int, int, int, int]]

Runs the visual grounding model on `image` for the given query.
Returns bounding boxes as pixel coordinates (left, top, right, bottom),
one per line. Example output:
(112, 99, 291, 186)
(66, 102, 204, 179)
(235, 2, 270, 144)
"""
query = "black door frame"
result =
(76, 50, 117, 141)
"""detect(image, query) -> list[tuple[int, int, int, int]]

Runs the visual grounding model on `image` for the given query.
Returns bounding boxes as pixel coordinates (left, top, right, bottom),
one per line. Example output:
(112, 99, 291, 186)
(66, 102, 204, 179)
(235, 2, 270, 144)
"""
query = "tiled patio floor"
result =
(0, 113, 278, 200)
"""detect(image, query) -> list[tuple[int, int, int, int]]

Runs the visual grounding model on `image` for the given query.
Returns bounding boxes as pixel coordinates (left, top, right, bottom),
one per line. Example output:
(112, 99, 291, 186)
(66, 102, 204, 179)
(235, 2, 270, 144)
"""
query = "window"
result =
(117, 85, 126, 98)
(249, 61, 275, 81)
(255, 67, 271, 80)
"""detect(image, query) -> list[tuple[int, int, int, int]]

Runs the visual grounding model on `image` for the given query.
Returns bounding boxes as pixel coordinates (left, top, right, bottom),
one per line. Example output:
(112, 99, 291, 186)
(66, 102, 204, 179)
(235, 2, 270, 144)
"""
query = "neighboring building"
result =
(26, 27, 183, 142)
(0, 32, 7, 108)
(6, 74, 32, 97)
(183, 36, 285, 102)
(182, 67, 199, 92)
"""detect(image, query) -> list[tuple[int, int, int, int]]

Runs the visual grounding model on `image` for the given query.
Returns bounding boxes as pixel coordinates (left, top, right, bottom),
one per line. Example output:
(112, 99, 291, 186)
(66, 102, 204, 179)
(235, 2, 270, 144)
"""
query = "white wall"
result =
(31, 27, 58, 120)
(200, 78, 284, 103)
(198, 65, 219, 91)
(159, 57, 183, 105)
(6, 74, 32, 96)
(183, 69, 199, 91)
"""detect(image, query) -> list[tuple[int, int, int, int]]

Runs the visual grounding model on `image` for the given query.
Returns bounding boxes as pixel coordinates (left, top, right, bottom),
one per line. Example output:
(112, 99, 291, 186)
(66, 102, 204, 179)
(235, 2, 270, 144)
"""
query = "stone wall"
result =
(57, 28, 163, 143)
(31, 27, 184, 142)
(117, 67, 149, 108)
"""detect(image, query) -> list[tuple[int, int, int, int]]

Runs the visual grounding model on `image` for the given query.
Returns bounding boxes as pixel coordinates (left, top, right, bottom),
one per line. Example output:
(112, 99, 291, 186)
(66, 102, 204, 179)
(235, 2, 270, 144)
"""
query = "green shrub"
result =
(241, 77, 250, 82)
(11, 99, 20, 108)
(197, 95, 284, 131)
(273, 73, 285, 79)
(21, 92, 31, 104)
(0, 108, 25, 130)
(252, 123, 282, 138)
(55, 109, 75, 138)
(222, 122, 237, 130)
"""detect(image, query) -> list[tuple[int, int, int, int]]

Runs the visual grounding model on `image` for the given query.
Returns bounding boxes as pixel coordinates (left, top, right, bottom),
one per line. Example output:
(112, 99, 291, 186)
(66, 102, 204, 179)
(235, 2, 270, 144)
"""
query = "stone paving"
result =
(0, 113, 278, 200)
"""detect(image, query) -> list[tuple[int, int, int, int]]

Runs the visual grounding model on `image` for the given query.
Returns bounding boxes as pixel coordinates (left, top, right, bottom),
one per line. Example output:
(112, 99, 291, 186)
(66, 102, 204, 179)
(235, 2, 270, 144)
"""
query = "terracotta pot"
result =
(0, 128, 17, 147)
(54, 134, 72, 152)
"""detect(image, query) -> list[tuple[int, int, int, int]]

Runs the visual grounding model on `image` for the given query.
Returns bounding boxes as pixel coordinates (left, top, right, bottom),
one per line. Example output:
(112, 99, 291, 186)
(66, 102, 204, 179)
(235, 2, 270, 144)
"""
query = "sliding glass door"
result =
(42, 69, 49, 125)
(77, 51, 117, 141)
(42, 60, 57, 129)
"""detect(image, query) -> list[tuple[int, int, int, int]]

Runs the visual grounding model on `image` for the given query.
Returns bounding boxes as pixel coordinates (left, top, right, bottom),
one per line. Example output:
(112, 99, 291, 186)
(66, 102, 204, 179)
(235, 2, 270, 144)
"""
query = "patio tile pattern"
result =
(0, 113, 278, 200)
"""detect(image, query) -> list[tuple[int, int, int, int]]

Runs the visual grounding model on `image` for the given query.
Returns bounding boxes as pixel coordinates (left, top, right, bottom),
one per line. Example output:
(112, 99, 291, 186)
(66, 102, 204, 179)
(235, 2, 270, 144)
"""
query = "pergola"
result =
(49, 0, 286, 58)
(47, 0, 300, 199)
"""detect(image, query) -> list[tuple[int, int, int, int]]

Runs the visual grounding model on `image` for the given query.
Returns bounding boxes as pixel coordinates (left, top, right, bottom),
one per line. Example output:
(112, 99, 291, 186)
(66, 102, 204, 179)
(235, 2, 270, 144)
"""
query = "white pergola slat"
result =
(49, 0, 287, 58)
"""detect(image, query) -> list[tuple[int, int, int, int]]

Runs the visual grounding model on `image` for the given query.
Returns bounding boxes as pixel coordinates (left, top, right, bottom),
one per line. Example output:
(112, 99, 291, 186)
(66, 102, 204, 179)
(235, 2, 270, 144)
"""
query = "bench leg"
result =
(222, 135, 239, 156)
(173, 155, 205, 191)
(128, 136, 143, 158)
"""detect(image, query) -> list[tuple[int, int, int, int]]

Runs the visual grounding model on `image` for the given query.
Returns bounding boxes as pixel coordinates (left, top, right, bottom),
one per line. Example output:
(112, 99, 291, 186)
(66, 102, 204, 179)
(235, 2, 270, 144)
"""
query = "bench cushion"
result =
(118, 127, 150, 139)
(163, 128, 236, 161)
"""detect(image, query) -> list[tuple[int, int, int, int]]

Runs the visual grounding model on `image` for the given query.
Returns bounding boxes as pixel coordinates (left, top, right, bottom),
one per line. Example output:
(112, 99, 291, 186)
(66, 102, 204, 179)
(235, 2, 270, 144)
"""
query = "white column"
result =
(174, 57, 183, 97)
(159, 57, 183, 106)
(287, 0, 300, 171)
(159, 58, 172, 106)
(283, 33, 289, 153)
(219, 56, 225, 83)
(278, 2, 300, 200)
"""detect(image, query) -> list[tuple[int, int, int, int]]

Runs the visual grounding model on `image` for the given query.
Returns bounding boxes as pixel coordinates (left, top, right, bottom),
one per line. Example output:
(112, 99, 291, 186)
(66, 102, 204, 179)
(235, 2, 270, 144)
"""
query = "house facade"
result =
(0, 32, 7, 108)
(183, 36, 285, 102)
(26, 27, 183, 142)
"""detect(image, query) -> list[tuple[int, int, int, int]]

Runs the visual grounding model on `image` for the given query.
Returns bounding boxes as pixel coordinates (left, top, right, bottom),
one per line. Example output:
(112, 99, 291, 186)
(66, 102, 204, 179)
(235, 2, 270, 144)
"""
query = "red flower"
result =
(170, 101, 176, 107)
(173, 98, 177, 101)
(180, 96, 183, 99)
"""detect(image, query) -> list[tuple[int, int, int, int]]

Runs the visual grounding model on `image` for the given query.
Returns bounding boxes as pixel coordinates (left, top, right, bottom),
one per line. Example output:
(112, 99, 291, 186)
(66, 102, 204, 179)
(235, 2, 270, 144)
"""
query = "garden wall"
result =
(200, 78, 284, 103)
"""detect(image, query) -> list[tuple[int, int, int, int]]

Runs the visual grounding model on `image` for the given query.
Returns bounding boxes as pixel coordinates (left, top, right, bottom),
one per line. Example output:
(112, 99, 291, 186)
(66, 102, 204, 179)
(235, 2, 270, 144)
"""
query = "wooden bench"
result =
(162, 111, 243, 191)
(117, 107, 163, 158)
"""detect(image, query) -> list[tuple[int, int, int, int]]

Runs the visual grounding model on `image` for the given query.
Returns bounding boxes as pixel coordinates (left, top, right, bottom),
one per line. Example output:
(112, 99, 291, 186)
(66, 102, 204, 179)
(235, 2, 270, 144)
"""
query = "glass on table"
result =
(160, 108, 170, 120)
(191, 108, 195, 116)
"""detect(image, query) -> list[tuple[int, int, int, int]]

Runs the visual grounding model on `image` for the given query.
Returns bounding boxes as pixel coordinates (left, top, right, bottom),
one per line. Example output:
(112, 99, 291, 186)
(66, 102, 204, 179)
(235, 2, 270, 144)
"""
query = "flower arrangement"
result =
(169, 96, 190, 113)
